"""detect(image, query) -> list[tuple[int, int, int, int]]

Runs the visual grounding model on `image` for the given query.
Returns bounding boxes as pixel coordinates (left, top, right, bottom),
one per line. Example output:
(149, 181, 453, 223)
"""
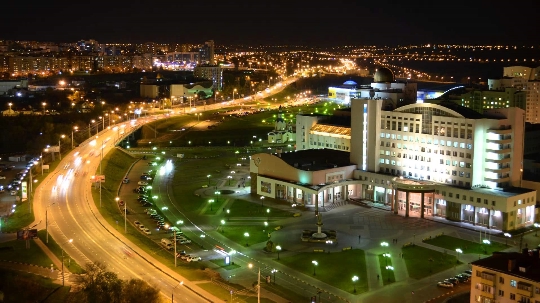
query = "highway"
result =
(32, 119, 219, 302)
(29, 77, 299, 302)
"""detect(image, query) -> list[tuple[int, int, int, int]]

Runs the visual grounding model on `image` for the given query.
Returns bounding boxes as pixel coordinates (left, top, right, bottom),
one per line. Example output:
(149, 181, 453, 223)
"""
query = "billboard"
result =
(17, 229, 38, 240)
(21, 181, 27, 200)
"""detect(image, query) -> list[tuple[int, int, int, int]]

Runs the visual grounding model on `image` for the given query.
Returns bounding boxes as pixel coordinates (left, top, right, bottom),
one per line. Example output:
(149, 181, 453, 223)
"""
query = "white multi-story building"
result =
(489, 66, 540, 124)
(250, 98, 537, 231)
(471, 251, 540, 303)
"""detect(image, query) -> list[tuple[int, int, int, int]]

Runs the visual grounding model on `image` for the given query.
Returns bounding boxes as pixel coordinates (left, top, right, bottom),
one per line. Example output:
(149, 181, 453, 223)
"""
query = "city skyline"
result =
(3, 0, 539, 46)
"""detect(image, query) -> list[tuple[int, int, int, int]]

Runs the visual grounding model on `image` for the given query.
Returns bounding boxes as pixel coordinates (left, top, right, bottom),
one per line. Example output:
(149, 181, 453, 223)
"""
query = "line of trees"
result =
(76, 262, 161, 303)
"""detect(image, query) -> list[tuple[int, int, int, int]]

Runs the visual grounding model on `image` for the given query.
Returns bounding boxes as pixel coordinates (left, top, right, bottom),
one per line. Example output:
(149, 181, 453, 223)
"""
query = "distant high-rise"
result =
(199, 40, 215, 65)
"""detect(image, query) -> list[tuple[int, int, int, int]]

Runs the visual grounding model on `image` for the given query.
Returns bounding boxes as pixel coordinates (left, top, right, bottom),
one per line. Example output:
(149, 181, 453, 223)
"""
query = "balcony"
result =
(484, 175, 510, 182)
(485, 147, 512, 154)
(516, 282, 533, 297)
(487, 128, 512, 135)
(485, 157, 511, 164)
(485, 167, 511, 174)
(486, 138, 512, 144)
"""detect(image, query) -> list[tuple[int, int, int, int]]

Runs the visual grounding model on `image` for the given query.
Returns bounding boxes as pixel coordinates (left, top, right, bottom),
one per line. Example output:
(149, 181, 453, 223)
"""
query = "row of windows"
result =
(444, 193, 535, 205)
(380, 159, 472, 177)
(309, 141, 349, 151)
(380, 150, 473, 167)
(380, 133, 474, 149)
(380, 168, 471, 186)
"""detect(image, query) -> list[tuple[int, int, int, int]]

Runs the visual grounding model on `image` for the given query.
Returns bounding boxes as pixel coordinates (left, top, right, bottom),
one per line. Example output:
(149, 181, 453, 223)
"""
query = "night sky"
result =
(3, 0, 538, 46)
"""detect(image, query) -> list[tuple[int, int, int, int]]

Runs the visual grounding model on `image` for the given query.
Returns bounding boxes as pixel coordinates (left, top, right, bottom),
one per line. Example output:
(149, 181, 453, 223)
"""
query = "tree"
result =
(79, 262, 160, 303)
(122, 279, 160, 303)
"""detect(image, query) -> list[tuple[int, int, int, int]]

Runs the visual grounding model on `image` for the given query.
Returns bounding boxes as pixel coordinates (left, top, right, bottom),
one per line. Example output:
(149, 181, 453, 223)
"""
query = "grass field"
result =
(402, 245, 461, 280)
(0, 233, 55, 269)
(277, 249, 368, 294)
(0, 268, 72, 303)
(36, 230, 85, 274)
(378, 254, 396, 285)
(423, 235, 509, 255)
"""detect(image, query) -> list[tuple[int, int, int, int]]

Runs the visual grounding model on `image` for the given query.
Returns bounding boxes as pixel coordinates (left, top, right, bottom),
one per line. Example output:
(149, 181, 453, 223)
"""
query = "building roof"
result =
(310, 124, 351, 137)
(472, 252, 540, 283)
(402, 101, 485, 119)
(278, 149, 351, 171)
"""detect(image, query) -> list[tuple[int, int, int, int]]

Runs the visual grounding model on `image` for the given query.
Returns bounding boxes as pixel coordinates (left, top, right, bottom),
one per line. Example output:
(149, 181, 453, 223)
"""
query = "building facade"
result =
(471, 251, 540, 303)
(250, 98, 537, 231)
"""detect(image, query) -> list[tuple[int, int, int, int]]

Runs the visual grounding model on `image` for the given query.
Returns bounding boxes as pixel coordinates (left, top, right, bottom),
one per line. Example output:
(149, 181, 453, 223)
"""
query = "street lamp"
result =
(71, 126, 78, 149)
(276, 245, 281, 260)
(244, 232, 249, 246)
(271, 269, 277, 284)
(208, 199, 214, 211)
(42, 102, 46, 115)
(534, 223, 540, 236)
(61, 239, 73, 286)
(45, 202, 56, 244)
(233, 88, 237, 100)
(227, 175, 232, 185)
(260, 196, 265, 207)
(266, 208, 270, 221)
(455, 248, 463, 263)
(383, 253, 391, 266)
(312, 260, 318, 276)
(171, 281, 184, 303)
(58, 134, 65, 160)
(504, 232, 512, 246)
(352, 275, 359, 293)
(483, 239, 491, 255)
(207, 174, 211, 186)
(220, 219, 225, 232)
(226, 209, 230, 221)
(215, 191, 220, 203)
(385, 266, 394, 281)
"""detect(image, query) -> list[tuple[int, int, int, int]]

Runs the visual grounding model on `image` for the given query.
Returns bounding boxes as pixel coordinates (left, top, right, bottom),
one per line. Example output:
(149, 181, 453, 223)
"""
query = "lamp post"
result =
(534, 223, 540, 237)
(71, 126, 78, 149)
(271, 269, 277, 284)
(503, 232, 511, 246)
(61, 239, 73, 286)
(385, 266, 394, 281)
(208, 199, 214, 211)
(312, 260, 318, 276)
(455, 248, 462, 263)
(58, 134, 65, 160)
(207, 174, 211, 186)
(171, 281, 184, 303)
(215, 191, 220, 203)
(266, 208, 270, 221)
(233, 88, 237, 100)
(260, 196, 265, 207)
(45, 202, 55, 244)
(244, 232, 249, 246)
(483, 239, 491, 255)
(276, 245, 281, 260)
(226, 209, 230, 221)
(383, 253, 391, 266)
(227, 175, 232, 186)
(89, 120, 95, 138)
(42, 102, 46, 115)
(221, 219, 225, 232)
(352, 275, 359, 293)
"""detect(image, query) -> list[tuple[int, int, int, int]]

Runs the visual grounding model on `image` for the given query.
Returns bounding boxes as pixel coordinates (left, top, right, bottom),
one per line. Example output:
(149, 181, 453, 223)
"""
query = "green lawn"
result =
(0, 233, 55, 269)
(378, 254, 396, 285)
(402, 245, 461, 280)
(277, 249, 368, 294)
(36, 230, 85, 274)
(1, 203, 34, 233)
(423, 235, 509, 255)
(228, 199, 294, 218)
(209, 258, 241, 270)
(196, 281, 275, 303)
(0, 268, 73, 302)
(220, 225, 277, 247)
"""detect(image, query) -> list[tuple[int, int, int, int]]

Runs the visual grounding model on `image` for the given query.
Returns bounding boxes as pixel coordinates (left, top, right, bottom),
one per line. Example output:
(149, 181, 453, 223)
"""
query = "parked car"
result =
(175, 251, 186, 258)
(455, 274, 470, 283)
(186, 256, 201, 262)
(134, 221, 141, 226)
(179, 239, 192, 244)
(180, 254, 190, 260)
(143, 228, 151, 235)
(138, 181, 149, 186)
(0, 175, 6, 179)
(445, 278, 459, 286)
(463, 270, 472, 275)
(437, 281, 454, 288)
(138, 225, 145, 230)
(145, 208, 156, 215)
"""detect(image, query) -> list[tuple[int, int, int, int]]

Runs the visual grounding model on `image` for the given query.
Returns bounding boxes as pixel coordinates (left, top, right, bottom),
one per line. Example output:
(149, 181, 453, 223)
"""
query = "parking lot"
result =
(117, 157, 205, 263)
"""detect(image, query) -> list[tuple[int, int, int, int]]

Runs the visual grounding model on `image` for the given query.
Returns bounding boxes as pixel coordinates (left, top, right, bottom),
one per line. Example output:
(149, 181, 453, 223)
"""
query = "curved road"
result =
(29, 77, 299, 302)
(32, 119, 219, 302)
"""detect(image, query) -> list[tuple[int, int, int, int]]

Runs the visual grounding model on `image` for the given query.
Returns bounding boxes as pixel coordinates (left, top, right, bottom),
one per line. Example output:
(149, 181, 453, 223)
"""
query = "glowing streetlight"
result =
(208, 199, 214, 211)
(207, 174, 211, 186)
(504, 233, 512, 246)
(244, 232, 250, 246)
(352, 275, 359, 293)
(276, 245, 281, 260)
(455, 248, 463, 263)
(220, 219, 225, 232)
(312, 260, 318, 276)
